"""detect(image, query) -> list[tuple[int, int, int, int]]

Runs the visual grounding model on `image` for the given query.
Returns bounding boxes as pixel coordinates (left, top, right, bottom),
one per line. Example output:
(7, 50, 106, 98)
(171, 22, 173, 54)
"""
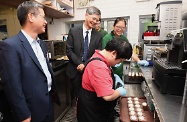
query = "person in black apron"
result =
(77, 38, 132, 122)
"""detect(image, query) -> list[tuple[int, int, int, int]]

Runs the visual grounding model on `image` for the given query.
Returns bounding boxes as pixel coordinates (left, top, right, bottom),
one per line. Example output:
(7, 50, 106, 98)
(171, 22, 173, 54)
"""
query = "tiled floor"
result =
(60, 104, 76, 122)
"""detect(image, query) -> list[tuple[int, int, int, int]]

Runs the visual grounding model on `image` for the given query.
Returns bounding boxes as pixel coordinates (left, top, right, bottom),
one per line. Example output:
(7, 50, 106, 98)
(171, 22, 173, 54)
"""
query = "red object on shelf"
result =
(143, 31, 155, 36)
(155, 32, 160, 36)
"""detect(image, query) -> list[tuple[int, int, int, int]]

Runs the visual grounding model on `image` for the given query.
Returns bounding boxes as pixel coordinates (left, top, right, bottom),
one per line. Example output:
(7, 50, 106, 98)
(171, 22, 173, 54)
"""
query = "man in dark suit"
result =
(66, 6, 102, 100)
(0, 1, 59, 122)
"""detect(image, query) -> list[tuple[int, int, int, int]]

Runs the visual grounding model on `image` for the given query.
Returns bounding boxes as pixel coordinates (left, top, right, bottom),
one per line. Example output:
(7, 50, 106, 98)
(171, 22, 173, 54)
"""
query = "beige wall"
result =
(0, 8, 21, 38)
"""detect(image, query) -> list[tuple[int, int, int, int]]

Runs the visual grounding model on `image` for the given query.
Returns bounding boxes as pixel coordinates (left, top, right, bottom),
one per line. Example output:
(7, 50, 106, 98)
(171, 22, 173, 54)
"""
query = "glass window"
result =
(69, 21, 84, 28)
(100, 21, 104, 30)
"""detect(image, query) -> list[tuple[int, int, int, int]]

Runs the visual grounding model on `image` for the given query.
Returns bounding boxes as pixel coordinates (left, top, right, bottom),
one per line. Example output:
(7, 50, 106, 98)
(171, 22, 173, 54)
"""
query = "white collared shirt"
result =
(83, 24, 92, 47)
(21, 30, 52, 92)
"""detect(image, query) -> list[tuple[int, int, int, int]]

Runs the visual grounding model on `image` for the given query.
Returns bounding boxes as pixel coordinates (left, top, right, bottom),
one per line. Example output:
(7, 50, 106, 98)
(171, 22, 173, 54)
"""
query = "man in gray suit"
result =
(66, 6, 102, 100)
(0, 1, 59, 122)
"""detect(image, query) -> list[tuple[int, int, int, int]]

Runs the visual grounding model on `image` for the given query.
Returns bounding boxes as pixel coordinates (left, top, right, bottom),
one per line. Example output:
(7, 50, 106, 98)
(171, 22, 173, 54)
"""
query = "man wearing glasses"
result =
(66, 6, 102, 102)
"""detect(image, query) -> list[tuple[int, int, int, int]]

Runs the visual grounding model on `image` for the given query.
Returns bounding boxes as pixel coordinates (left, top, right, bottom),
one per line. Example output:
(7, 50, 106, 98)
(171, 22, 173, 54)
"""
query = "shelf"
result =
(57, 0, 73, 9)
(0, 0, 74, 19)
(36, 0, 74, 19)
(56, 0, 74, 17)
(43, 4, 73, 19)
(144, 36, 160, 41)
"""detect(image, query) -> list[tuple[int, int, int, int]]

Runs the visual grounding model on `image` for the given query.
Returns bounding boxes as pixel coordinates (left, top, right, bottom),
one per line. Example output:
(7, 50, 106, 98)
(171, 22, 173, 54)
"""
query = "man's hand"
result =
(22, 116, 31, 122)
(77, 64, 85, 72)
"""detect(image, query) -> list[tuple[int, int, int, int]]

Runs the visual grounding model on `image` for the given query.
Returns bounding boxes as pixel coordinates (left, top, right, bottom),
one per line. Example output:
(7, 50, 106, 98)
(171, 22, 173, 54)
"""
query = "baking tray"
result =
(123, 74, 144, 84)
(123, 61, 144, 84)
(120, 96, 154, 122)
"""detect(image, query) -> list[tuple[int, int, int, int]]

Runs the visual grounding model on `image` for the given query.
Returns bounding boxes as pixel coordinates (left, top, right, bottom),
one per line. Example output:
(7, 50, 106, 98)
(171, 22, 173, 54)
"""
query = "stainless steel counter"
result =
(139, 66, 187, 122)
(124, 84, 144, 97)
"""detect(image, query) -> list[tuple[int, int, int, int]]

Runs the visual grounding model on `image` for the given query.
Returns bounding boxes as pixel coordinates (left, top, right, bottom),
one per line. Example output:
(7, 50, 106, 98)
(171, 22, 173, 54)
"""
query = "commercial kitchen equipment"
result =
(152, 29, 187, 96)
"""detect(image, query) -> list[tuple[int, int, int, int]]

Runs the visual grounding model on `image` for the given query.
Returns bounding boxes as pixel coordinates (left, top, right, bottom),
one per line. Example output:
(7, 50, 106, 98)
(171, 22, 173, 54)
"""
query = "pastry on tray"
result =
(138, 115, 147, 122)
(129, 110, 136, 116)
(129, 107, 135, 111)
(135, 107, 142, 112)
(130, 115, 138, 122)
(142, 102, 148, 111)
(128, 103, 134, 108)
(133, 97, 139, 101)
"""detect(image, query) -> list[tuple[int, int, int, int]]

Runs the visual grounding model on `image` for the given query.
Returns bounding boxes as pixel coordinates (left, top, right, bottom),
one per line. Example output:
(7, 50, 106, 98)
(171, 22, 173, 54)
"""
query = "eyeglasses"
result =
(115, 26, 125, 30)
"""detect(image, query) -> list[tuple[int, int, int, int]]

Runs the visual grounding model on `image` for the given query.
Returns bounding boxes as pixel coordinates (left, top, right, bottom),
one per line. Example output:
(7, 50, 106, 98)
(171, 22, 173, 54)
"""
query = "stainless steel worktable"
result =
(139, 66, 187, 122)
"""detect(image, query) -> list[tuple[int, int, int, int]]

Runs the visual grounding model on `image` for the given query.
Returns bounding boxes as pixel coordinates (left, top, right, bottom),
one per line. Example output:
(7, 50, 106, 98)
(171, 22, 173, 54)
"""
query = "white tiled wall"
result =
(48, 0, 182, 45)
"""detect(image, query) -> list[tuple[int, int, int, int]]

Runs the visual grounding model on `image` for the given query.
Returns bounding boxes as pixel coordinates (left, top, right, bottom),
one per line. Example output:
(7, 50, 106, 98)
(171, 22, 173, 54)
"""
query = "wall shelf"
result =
(57, 0, 73, 9)
(43, 4, 73, 19)
(0, 0, 74, 19)
(35, 0, 74, 18)
(144, 36, 160, 41)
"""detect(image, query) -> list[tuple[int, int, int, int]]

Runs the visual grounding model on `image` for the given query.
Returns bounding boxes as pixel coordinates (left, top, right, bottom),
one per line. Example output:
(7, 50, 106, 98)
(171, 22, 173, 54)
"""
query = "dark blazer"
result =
(0, 31, 60, 122)
(66, 26, 102, 79)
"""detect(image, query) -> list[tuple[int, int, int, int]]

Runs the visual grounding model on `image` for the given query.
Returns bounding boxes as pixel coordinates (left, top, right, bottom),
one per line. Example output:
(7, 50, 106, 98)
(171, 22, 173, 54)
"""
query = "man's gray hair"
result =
(86, 6, 101, 15)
